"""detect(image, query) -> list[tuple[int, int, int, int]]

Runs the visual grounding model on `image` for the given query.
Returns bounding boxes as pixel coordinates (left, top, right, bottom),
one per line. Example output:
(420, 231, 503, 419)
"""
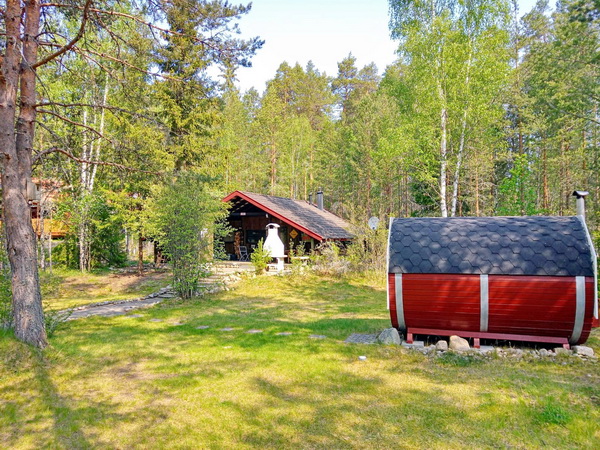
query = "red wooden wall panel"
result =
(488, 276, 576, 337)
(402, 274, 480, 332)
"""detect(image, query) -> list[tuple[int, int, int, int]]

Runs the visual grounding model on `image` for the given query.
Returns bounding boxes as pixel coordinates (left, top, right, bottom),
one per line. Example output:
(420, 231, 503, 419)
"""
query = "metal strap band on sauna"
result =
(571, 276, 586, 344)
(395, 273, 406, 330)
(578, 214, 598, 323)
(480, 274, 489, 332)
(386, 217, 394, 310)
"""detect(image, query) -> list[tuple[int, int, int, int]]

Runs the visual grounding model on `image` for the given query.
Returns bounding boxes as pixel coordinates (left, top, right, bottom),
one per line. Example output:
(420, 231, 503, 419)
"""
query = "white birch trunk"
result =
(450, 46, 473, 217)
(451, 108, 468, 217)
(438, 78, 448, 218)
(89, 77, 109, 191)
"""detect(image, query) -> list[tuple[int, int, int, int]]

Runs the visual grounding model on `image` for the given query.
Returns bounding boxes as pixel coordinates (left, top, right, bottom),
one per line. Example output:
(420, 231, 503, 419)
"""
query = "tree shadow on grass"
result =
(2, 348, 131, 448)
(224, 372, 473, 448)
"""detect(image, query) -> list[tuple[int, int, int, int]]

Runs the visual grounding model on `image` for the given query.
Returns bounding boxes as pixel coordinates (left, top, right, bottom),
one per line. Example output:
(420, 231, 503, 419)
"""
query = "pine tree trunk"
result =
(0, 0, 47, 347)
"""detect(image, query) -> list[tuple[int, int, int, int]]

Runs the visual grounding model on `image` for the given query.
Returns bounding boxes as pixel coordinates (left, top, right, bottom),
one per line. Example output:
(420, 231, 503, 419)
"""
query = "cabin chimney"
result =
(573, 190, 589, 218)
(316, 188, 324, 210)
(309, 193, 313, 205)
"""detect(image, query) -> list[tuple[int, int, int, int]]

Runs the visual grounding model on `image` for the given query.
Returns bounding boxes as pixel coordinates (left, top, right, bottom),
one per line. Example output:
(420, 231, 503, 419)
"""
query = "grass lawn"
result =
(41, 268, 171, 310)
(1, 273, 599, 448)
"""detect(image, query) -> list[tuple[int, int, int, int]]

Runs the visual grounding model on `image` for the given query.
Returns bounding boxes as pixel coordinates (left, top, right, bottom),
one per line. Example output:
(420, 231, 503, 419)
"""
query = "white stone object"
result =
(435, 340, 448, 351)
(263, 223, 285, 272)
(572, 345, 595, 357)
(377, 328, 401, 345)
(358, 356, 367, 361)
(264, 223, 285, 258)
(449, 335, 470, 352)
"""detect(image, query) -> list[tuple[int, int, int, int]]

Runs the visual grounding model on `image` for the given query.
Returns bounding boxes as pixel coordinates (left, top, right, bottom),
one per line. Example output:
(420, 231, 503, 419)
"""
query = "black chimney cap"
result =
(573, 190, 589, 198)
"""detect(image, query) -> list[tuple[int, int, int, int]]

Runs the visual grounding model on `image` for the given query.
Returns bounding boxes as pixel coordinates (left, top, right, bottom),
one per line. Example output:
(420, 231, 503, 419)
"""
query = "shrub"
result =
(44, 305, 72, 338)
(288, 241, 308, 275)
(311, 242, 350, 276)
(145, 173, 227, 299)
(346, 223, 388, 273)
(250, 239, 271, 274)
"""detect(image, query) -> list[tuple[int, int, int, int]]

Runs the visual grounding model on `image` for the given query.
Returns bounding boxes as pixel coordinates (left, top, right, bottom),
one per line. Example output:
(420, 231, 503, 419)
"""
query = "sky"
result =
(232, 0, 541, 93)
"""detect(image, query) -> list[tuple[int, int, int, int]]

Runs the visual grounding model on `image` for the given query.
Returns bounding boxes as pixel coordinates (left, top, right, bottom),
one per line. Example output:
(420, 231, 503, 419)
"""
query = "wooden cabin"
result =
(29, 178, 66, 238)
(0, 178, 66, 238)
(222, 191, 353, 259)
(388, 215, 598, 347)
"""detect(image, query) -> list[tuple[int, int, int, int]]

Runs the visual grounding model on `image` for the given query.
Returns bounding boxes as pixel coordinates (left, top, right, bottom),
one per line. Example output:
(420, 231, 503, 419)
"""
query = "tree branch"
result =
(33, 147, 162, 175)
(72, 45, 182, 82)
(33, 0, 93, 69)
(38, 108, 109, 140)
(36, 101, 164, 125)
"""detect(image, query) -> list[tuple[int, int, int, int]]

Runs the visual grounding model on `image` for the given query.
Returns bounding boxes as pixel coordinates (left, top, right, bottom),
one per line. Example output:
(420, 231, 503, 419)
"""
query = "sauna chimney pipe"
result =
(316, 188, 324, 210)
(309, 193, 313, 205)
(573, 190, 589, 218)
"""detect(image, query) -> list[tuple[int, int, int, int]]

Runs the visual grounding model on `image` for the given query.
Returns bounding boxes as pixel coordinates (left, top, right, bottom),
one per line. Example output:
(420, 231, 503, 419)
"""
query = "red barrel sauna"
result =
(387, 214, 598, 346)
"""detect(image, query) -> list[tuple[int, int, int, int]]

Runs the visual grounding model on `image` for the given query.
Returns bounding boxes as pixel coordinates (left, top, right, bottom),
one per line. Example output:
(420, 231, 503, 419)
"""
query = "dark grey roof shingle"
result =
(388, 216, 594, 277)
(236, 192, 353, 240)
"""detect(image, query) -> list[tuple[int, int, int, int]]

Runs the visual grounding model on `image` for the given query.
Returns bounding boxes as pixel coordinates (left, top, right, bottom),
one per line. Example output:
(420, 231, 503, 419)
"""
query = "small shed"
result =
(387, 216, 598, 347)
(223, 191, 353, 259)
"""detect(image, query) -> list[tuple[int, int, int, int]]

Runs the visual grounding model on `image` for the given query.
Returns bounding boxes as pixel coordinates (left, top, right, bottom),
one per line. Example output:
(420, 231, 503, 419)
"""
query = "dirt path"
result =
(63, 263, 255, 320)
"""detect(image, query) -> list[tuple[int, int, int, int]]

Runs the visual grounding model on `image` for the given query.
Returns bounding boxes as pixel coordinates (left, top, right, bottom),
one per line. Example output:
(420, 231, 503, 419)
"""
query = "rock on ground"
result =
(449, 335, 470, 352)
(572, 345, 595, 357)
(554, 347, 571, 356)
(377, 328, 401, 345)
(435, 340, 448, 351)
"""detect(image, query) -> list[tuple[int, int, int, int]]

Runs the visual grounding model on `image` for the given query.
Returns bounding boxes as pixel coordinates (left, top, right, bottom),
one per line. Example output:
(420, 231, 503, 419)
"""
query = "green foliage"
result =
(250, 239, 271, 274)
(43, 307, 72, 338)
(145, 173, 227, 298)
(288, 241, 309, 275)
(39, 271, 62, 299)
(312, 242, 350, 276)
(346, 223, 389, 273)
(497, 154, 540, 216)
(54, 192, 127, 269)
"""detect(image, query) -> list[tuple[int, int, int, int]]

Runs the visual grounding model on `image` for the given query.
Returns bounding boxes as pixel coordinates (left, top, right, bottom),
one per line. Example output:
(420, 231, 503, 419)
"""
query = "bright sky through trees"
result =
(235, 0, 540, 92)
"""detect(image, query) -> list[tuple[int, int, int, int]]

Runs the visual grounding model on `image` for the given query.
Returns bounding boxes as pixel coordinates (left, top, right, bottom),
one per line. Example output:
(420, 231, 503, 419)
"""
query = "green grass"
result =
(41, 268, 171, 310)
(1, 273, 599, 448)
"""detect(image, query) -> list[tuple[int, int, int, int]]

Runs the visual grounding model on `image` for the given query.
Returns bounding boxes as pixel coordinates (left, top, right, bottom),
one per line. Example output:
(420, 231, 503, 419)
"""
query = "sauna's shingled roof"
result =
(388, 216, 595, 277)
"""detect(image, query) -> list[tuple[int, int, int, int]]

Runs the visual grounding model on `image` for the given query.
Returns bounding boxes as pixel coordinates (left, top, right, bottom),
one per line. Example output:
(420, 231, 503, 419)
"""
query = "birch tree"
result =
(389, 0, 510, 216)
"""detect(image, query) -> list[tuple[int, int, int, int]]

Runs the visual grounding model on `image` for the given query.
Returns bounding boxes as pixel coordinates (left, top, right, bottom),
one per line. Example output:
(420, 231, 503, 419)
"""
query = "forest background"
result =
(0, 0, 598, 346)
(29, 0, 600, 257)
